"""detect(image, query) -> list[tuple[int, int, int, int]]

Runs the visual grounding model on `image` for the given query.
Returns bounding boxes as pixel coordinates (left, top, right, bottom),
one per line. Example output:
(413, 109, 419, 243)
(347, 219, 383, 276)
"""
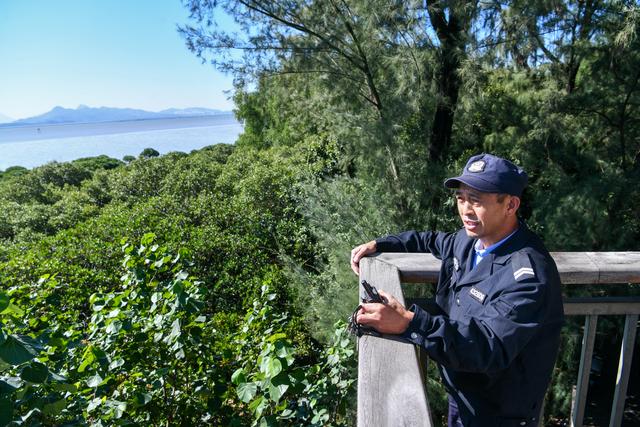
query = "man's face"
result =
(455, 184, 519, 247)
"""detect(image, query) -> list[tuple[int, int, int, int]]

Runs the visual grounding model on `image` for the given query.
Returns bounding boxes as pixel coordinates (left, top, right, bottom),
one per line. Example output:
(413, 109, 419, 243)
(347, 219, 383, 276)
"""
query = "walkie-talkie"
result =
(361, 280, 385, 304)
(348, 281, 413, 345)
(348, 280, 387, 337)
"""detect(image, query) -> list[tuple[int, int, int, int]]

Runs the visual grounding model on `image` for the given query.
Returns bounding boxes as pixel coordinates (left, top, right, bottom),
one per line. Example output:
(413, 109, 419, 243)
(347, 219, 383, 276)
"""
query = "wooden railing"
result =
(357, 252, 640, 427)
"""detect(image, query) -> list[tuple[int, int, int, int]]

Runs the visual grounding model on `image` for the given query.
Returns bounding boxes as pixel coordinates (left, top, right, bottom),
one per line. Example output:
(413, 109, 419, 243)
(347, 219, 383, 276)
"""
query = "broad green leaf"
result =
(166, 319, 181, 343)
(106, 320, 122, 335)
(77, 357, 93, 373)
(0, 335, 37, 365)
(259, 415, 280, 427)
(51, 382, 77, 393)
(48, 370, 67, 382)
(260, 356, 282, 378)
(311, 408, 329, 424)
(275, 340, 295, 360)
(288, 369, 307, 393)
(108, 399, 126, 418)
(231, 368, 246, 385)
(43, 398, 68, 416)
(280, 408, 294, 419)
(2, 303, 24, 317)
(0, 377, 22, 395)
(267, 377, 289, 403)
(108, 357, 125, 371)
(86, 374, 103, 388)
(236, 381, 258, 403)
(87, 397, 103, 412)
(133, 392, 152, 407)
(20, 362, 49, 383)
(249, 395, 267, 418)
(151, 292, 162, 304)
(77, 346, 96, 373)
(267, 333, 287, 343)
(172, 281, 183, 294)
(187, 315, 206, 327)
(0, 398, 12, 426)
(0, 292, 10, 312)
(141, 232, 156, 246)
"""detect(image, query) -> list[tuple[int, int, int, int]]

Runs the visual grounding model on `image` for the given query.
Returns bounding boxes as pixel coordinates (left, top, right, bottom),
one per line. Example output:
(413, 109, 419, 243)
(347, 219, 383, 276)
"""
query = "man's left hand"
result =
(356, 290, 414, 334)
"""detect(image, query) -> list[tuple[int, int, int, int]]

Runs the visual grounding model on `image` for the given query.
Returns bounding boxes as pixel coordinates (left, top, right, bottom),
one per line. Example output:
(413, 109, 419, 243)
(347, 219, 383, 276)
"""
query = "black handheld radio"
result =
(361, 280, 384, 304)
(348, 280, 386, 337)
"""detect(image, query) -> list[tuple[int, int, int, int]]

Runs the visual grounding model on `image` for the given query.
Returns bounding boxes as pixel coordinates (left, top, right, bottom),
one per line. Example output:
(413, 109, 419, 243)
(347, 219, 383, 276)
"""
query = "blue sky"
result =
(0, 1, 235, 120)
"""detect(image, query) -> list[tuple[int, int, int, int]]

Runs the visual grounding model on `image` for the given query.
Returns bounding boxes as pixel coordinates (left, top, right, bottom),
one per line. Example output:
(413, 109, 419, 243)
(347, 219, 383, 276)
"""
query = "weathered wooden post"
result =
(357, 256, 434, 427)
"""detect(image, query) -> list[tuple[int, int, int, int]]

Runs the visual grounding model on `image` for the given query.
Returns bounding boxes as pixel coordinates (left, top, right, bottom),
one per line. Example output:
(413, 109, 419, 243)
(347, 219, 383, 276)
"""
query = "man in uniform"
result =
(350, 153, 564, 427)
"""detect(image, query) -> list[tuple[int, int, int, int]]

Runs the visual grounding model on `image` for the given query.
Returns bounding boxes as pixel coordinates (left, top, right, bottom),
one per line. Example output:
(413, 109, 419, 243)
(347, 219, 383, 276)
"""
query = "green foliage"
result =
(177, 1, 640, 424)
(0, 230, 355, 425)
(232, 284, 355, 426)
(1, 2, 638, 424)
(0, 166, 28, 181)
(0, 289, 60, 426)
(71, 155, 123, 172)
(139, 147, 160, 159)
(0, 142, 357, 425)
(71, 234, 213, 424)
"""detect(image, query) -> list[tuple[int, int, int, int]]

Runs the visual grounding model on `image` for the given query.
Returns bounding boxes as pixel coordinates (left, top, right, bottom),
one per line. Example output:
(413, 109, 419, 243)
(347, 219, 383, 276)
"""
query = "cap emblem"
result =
(468, 160, 485, 173)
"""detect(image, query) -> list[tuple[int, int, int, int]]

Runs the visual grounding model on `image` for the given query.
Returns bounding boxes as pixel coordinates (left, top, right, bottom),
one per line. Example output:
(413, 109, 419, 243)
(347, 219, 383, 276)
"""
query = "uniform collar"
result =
(473, 227, 519, 267)
(491, 221, 531, 264)
(474, 227, 518, 256)
(456, 222, 532, 288)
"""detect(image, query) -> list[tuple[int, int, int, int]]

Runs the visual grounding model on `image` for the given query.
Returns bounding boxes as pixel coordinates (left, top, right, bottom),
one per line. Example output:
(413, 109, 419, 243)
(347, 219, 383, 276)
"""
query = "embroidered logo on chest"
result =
(469, 286, 486, 303)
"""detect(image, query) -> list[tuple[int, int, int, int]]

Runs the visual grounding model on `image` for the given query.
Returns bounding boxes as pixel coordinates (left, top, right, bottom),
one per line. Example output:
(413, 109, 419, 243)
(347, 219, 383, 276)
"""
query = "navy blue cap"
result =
(443, 153, 528, 196)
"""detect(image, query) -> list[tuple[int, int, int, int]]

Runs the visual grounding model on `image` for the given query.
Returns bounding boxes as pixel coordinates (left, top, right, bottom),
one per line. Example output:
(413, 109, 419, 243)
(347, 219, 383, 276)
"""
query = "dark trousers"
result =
(448, 395, 464, 427)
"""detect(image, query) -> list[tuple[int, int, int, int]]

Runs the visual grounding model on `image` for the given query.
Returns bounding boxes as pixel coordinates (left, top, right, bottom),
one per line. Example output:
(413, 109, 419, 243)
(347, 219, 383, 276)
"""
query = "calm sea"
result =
(0, 114, 243, 170)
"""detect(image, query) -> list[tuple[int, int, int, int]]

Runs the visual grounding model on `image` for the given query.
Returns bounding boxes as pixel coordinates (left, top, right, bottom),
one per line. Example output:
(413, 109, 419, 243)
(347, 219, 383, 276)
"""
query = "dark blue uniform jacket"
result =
(375, 224, 564, 427)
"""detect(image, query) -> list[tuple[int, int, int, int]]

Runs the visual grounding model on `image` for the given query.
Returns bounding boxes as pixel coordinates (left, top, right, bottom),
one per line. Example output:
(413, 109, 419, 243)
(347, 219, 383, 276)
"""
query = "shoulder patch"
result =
(512, 251, 536, 281)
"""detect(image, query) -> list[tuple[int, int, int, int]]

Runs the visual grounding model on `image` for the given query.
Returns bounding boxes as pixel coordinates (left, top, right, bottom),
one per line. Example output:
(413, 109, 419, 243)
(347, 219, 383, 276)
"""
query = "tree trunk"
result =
(426, 1, 474, 161)
(430, 46, 462, 161)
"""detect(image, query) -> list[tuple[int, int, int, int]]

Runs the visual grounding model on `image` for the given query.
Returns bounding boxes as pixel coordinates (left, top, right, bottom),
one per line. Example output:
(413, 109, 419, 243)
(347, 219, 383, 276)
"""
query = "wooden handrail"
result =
(373, 251, 640, 284)
(357, 252, 640, 427)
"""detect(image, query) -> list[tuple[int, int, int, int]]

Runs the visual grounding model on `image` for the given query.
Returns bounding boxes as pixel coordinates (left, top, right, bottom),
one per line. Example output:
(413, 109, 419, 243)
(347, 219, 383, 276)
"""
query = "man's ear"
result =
(507, 196, 521, 215)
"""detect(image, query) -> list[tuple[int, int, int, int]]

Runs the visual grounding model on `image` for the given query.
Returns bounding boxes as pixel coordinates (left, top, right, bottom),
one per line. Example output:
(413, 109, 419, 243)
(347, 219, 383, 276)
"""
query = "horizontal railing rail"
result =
(357, 252, 640, 427)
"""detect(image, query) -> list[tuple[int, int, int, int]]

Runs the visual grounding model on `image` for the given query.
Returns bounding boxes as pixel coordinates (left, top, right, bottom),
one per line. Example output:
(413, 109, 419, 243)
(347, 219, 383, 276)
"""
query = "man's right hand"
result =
(350, 240, 377, 275)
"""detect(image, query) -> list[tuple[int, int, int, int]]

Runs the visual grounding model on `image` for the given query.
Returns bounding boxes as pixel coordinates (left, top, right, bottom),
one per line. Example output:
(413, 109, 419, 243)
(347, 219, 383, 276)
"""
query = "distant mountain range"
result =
(0, 112, 13, 124)
(1, 105, 230, 126)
